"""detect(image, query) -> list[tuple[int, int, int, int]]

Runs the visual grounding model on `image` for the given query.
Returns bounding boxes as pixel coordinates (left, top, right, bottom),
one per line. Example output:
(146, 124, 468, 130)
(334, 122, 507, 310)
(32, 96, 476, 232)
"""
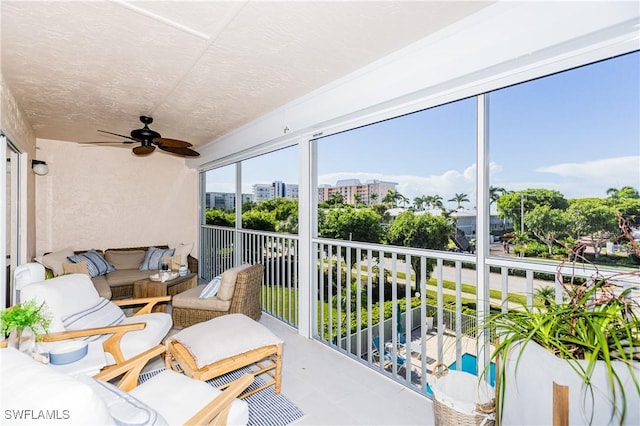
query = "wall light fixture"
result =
(31, 160, 49, 176)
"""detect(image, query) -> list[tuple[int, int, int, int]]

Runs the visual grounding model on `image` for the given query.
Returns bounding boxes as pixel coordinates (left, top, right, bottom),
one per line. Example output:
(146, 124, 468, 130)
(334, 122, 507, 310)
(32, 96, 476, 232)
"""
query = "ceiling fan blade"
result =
(158, 145, 200, 157)
(153, 137, 193, 148)
(98, 130, 139, 142)
(133, 145, 156, 156)
(78, 140, 135, 144)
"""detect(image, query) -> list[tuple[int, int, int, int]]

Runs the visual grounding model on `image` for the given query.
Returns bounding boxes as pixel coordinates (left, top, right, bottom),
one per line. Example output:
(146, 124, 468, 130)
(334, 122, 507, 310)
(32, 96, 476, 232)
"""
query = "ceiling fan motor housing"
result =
(90, 115, 199, 156)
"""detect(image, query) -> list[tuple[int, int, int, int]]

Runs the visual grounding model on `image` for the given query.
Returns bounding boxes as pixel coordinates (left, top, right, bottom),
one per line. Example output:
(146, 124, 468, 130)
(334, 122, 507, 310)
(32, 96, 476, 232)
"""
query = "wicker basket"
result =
(430, 364, 495, 426)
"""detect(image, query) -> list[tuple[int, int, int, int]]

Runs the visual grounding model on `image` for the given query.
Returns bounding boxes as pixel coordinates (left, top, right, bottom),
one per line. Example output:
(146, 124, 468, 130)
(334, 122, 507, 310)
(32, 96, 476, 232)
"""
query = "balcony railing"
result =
(201, 225, 299, 327)
(200, 224, 638, 397)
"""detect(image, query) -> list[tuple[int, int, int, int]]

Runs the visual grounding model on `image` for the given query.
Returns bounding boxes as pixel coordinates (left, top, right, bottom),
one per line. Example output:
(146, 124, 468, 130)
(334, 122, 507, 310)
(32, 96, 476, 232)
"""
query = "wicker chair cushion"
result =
(217, 264, 252, 301)
(171, 285, 231, 312)
(169, 313, 283, 369)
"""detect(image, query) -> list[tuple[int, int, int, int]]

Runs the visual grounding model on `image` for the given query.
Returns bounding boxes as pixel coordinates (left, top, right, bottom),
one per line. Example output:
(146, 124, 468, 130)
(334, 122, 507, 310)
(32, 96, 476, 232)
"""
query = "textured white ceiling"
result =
(1, 1, 492, 149)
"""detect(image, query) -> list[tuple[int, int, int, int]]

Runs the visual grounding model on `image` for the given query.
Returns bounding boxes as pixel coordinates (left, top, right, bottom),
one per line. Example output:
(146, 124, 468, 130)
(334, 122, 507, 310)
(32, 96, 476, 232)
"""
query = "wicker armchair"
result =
(171, 263, 264, 328)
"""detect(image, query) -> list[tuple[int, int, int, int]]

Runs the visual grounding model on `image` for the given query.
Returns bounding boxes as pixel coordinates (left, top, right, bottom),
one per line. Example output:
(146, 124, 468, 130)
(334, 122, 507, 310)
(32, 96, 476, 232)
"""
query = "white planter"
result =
(501, 340, 639, 425)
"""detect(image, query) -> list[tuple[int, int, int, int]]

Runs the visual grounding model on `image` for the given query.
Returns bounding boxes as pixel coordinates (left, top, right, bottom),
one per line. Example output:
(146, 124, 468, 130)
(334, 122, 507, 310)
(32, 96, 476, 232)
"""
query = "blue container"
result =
(49, 341, 88, 365)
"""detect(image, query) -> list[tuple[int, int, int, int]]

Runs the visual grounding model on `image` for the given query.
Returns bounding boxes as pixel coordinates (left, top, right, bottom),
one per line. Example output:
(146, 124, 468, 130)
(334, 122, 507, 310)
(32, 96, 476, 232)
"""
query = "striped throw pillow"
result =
(139, 247, 175, 271)
(67, 249, 115, 277)
(62, 297, 125, 341)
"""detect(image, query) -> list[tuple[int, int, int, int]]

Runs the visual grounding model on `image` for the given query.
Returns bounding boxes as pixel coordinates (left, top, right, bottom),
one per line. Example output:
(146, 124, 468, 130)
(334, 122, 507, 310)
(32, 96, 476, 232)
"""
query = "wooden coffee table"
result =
(133, 273, 198, 313)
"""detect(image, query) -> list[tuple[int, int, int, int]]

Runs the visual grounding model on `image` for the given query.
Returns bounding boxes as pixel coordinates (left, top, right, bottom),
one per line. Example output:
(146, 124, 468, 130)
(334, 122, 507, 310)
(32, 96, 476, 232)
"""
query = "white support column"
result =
(198, 171, 206, 277)
(235, 162, 243, 267)
(0, 135, 7, 309)
(476, 94, 491, 376)
(297, 136, 315, 338)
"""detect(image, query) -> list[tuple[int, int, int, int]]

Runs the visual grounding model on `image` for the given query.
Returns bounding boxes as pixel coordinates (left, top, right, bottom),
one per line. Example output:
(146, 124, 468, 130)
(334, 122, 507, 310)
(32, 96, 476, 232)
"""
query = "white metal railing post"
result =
(234, 162, 243, 267)
(297, 137, 314, 338)
(476, 93, 491, 379)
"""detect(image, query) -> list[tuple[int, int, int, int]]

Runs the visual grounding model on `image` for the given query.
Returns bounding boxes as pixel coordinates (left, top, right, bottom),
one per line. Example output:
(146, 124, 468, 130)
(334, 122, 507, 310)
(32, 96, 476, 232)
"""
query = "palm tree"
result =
(449, 192, 470, 210)
(606, 187, 620, 199)
(328, 192, 344, 207)
(370, 192, 378, 204)
(383, 190, 398, 207)
(353, 193, 362, 206)
(534, 286, 556, 307)
(489, 186, 506, 205)
(431, 194, 445, 211)
(413, 196, 426, 211)
(398, 193, 409, 208)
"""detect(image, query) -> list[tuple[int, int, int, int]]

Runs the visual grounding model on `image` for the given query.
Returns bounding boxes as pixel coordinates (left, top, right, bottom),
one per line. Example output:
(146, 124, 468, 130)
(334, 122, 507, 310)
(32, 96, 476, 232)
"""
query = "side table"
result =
(133, 273, 198, 312)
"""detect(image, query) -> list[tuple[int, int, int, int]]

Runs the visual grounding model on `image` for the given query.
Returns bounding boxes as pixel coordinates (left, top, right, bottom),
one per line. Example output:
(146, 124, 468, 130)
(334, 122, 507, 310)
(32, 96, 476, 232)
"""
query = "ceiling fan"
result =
(80, 116, 200, 157)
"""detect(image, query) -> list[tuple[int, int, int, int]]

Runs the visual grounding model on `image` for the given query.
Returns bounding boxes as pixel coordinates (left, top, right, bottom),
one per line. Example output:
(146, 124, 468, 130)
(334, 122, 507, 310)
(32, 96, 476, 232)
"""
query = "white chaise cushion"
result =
(76, 376, 168, 426)
(170, 313, 283, 369)
(14, 263, 46, 302)
(110, 313, 172, 363)
(131, 370, 249, 426)
(62, 297, 125, 341)
(20, 274, 101, 332)
(0, 348, 112, 425)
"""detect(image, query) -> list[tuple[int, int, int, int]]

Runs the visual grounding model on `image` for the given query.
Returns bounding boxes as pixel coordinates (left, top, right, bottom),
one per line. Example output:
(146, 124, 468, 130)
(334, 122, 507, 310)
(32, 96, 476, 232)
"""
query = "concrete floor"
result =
(148, 314, 436, 425)
(260, 315, 435, 425)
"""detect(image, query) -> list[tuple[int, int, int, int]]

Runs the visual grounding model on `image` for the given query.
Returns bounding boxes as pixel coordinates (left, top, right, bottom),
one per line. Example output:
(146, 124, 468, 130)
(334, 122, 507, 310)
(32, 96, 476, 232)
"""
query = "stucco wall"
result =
(1, 74, 37, 261)
(35, 139, 198, 258)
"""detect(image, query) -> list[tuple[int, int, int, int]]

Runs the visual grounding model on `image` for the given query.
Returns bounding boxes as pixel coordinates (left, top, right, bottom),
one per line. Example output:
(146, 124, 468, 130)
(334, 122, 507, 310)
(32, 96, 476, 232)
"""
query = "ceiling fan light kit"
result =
(81, 116, 200, 157)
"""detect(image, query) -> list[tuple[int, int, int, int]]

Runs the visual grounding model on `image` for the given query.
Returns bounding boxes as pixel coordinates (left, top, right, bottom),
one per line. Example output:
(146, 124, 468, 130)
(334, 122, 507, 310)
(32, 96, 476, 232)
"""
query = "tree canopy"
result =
(319, 206, 383, 244)
(497, 188, 568, 232)
(386, 211, 453, 280)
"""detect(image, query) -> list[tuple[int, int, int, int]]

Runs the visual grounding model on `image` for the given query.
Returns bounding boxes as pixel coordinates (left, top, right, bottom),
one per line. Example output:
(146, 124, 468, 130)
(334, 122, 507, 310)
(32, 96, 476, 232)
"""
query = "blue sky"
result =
(207, 51, 640, 208)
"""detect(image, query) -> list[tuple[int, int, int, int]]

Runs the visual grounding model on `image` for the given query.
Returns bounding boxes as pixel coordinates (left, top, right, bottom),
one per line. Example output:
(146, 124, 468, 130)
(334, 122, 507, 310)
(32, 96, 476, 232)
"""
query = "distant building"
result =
(252, 181, 299, 202)
(321, 179, 398, 206)
(286, 184, 299, 199)
(252, 184, 273, 203)
(451, 209, 513, 239)
(205, 192, 251, 210)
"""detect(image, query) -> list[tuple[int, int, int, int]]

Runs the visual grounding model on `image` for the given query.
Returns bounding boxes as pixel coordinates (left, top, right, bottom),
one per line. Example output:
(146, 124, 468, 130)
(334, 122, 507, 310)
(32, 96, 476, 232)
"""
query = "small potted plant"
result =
(0, 300, 51, 353)
(483, 214, 640, 425)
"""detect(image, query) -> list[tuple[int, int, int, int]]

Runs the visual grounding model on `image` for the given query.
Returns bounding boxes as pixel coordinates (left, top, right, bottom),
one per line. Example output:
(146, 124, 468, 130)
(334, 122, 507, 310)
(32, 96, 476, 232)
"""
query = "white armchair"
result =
(0, 346, 251, 425)
(18, 266, 172, 364)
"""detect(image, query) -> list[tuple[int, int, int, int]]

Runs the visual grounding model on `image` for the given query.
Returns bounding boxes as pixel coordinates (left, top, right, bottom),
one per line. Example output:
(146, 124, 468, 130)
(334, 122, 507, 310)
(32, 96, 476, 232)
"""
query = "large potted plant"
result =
(0, 300, 51, 353)
(484, 217, 639, 425)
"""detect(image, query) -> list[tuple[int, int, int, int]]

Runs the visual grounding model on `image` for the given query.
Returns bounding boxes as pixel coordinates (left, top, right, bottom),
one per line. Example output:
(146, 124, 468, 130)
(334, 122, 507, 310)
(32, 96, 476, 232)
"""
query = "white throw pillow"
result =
(35, 247, 75, 277)
(169, 243, 193, 266)
(199, 276, 222, 299)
